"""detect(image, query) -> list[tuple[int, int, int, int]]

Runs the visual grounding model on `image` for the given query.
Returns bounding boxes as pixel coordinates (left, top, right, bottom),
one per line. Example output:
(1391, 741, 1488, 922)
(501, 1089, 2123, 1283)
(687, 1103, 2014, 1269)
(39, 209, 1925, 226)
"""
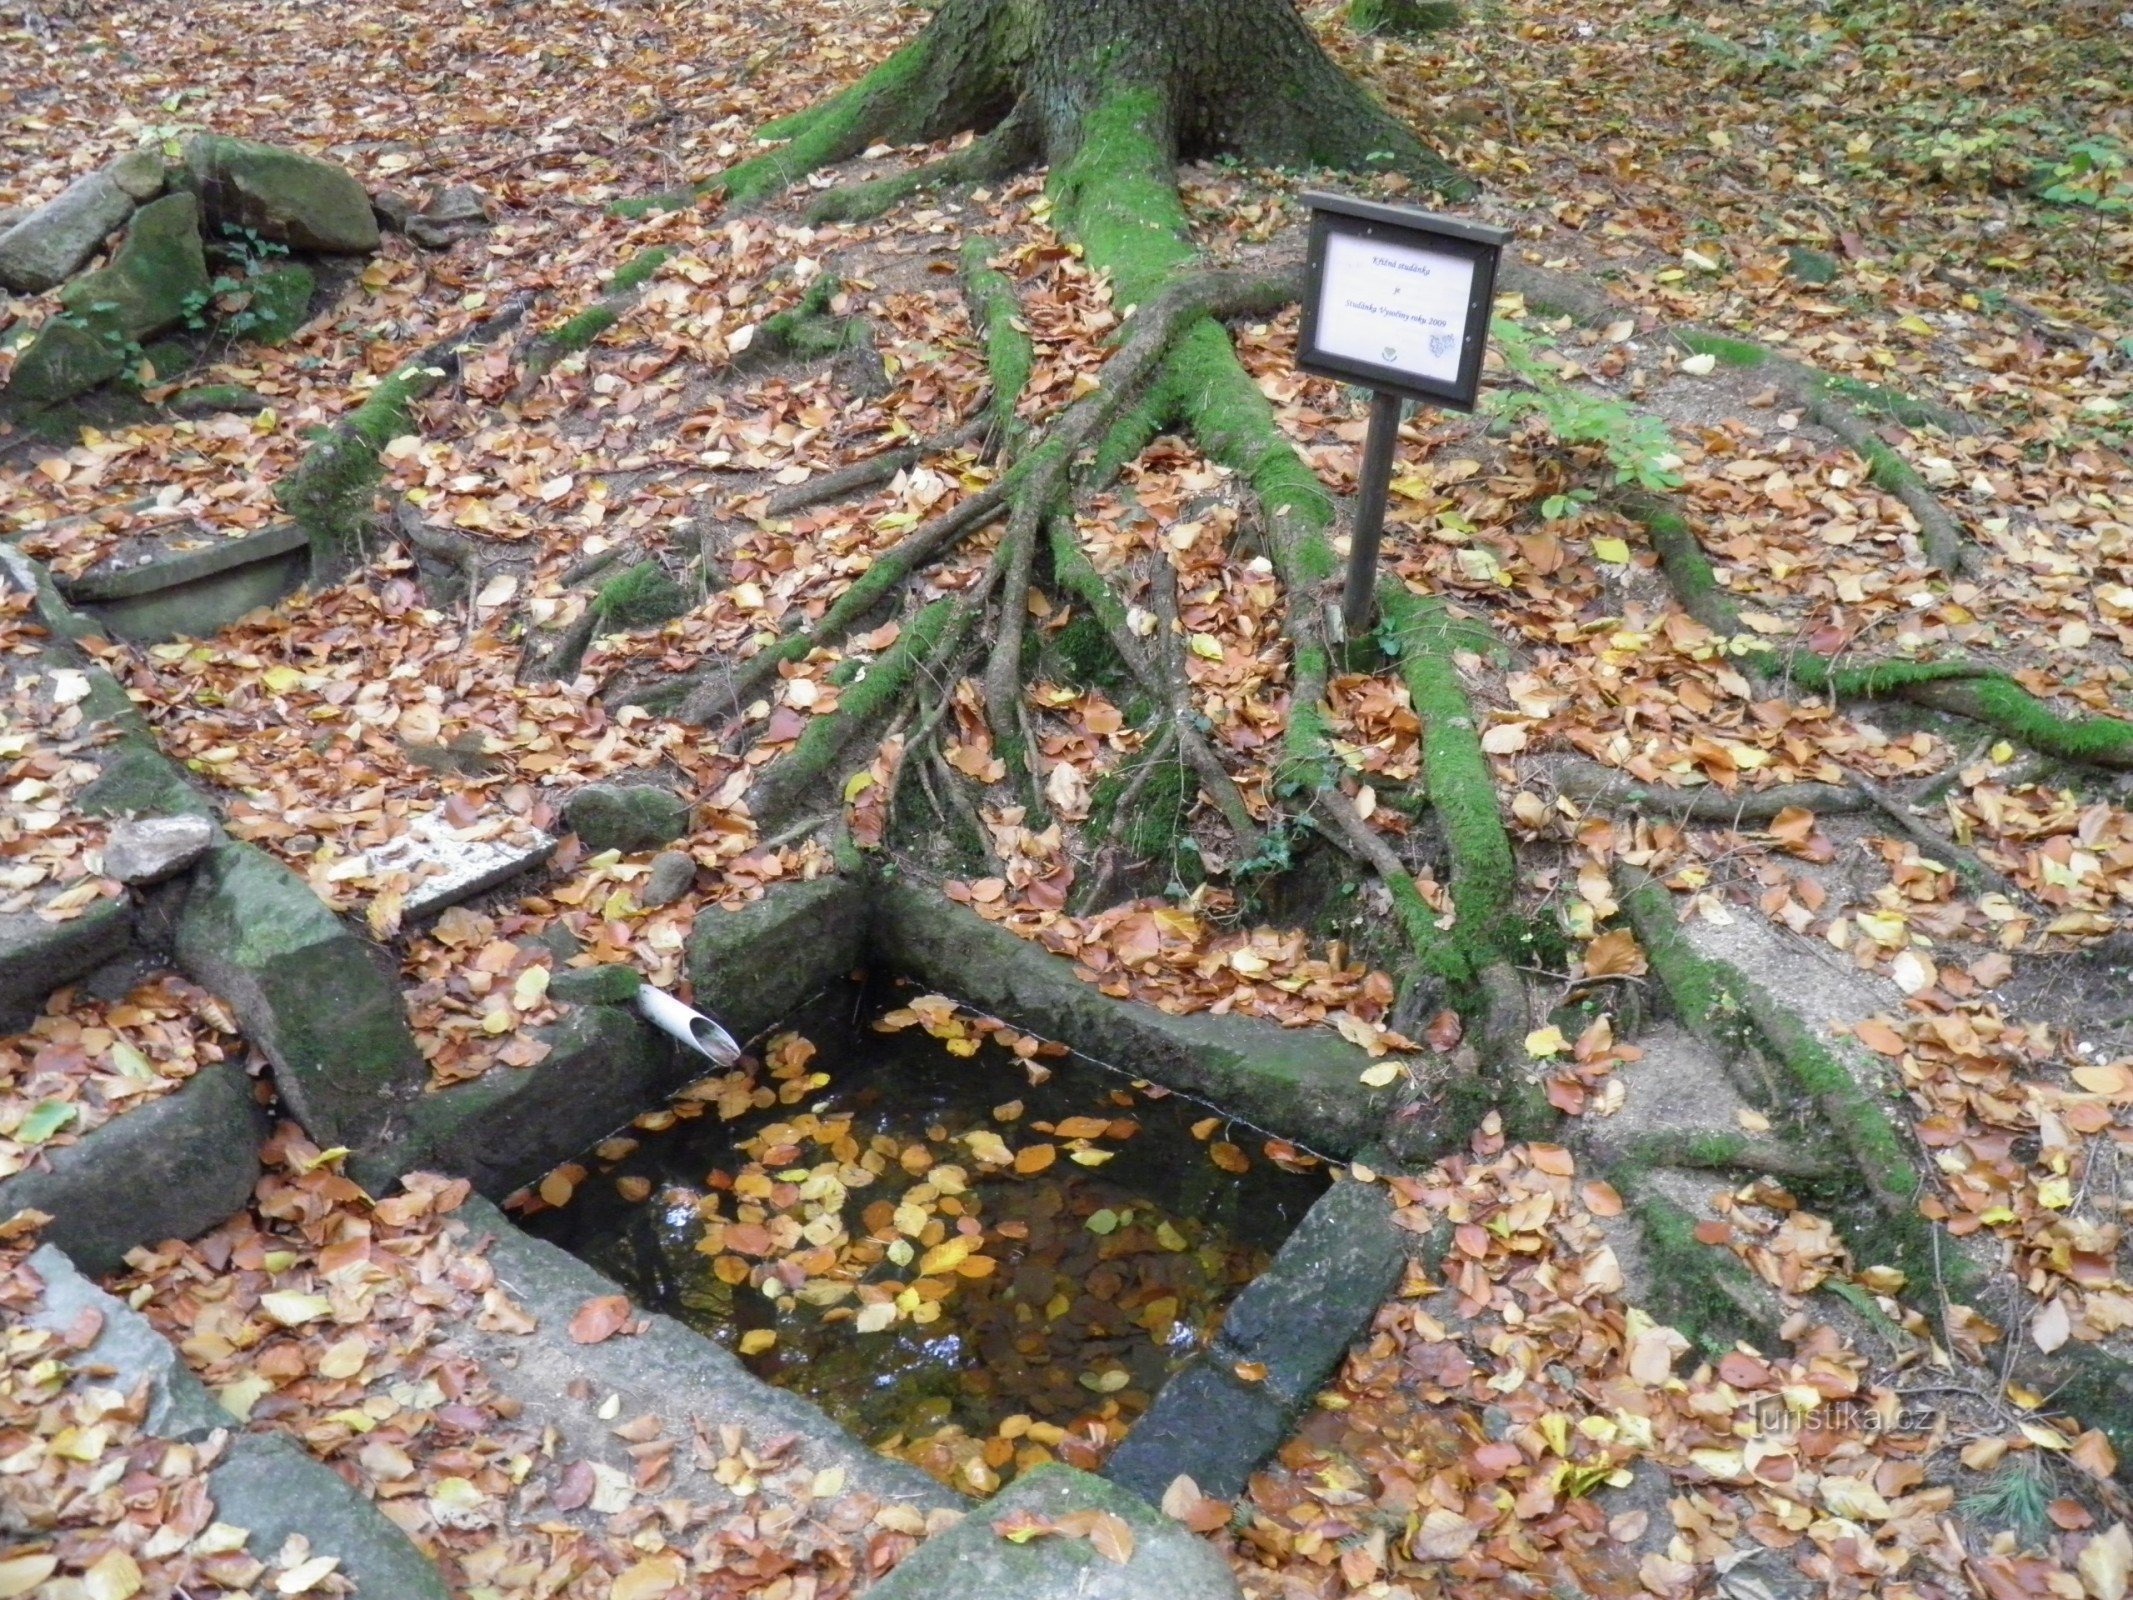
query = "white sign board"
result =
(1294, 193, 1507, 411)
(1312, 231, 1477, 389)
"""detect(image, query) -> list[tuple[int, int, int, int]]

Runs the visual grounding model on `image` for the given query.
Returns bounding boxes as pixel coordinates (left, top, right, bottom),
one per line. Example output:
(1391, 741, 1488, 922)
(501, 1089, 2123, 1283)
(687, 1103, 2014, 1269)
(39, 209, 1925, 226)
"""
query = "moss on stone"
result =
(1349, 0, 1462, 34)
(1674, 328, 1771, 369)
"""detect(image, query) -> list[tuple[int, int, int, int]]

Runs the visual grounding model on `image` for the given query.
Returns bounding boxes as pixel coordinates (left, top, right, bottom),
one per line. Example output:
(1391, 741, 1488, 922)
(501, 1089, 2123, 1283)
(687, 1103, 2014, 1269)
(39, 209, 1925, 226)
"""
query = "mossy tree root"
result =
(961, 236, 1035, 456)
(806, 102, 1041, 225)
(278, 295, 530, 580)
(1612, 1170, 1787, 1355)
(1617, 866, 1936, 1281)
(763, 417, 990, 520)
(744, 595, 961, 830)
(514, 247, 674, 398)
(1672, 326, 1975, 575)
(1624, 492, 2133, 771)
(1552, 758, 1873, 821)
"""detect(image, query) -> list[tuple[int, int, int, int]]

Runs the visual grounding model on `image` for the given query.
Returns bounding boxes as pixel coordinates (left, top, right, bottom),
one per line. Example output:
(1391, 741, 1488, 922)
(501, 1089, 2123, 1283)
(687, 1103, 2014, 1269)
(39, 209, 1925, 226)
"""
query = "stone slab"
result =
(0, 897, 133, 1029)
(446, 1195, 959, 1515)
(870, 876, 1384, 1156)
(362, 811, 555, 926)
(867, 1464, 1242, 1600)
(0, 169, 133, 292)
(69, 530, 310, 642)
(26, 1243, 449, 1599)
(1102, 1357, 1292, 1506)
(687, 872, 866, 1045)
(350, 1003, 671, 1198)
(1208, 1175, 1404, 1409)
(2, 1059, 264, 1275)
(174, 840, 426, 1147)
(63, 520, 309, 602)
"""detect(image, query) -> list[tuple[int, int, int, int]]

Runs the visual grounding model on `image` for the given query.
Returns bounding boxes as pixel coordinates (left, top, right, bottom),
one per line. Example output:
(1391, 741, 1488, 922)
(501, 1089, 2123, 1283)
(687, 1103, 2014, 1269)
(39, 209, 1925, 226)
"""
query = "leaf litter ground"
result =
(4, 0, 2133, 1596)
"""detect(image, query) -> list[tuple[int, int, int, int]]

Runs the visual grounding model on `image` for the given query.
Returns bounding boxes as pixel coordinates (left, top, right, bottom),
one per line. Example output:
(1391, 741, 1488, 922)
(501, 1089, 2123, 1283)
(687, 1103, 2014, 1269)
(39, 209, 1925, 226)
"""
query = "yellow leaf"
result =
(317, 1333, 368, 1380)
(920, 1237, 975, 1275)
(262, 665, 304, 694)
(1591, 537, 1631, 564)
(1524, 1026, 1567, 1058)
(260, 1291, 333, 1327)
(1359, 1061, 1404, 1088)
(513, 964, 551, 1009)
(844, 769, 876, 802)
(738, 1329, 777, 1356)
(0, 1556, 59, 1599)
(1188, 633, 1225, 660)
(83, 1551, 141, 1600)
(274, 1556, 340, 1595)
(2079, 1523, 2132, 1600)
(610, 1552, 687, 1600)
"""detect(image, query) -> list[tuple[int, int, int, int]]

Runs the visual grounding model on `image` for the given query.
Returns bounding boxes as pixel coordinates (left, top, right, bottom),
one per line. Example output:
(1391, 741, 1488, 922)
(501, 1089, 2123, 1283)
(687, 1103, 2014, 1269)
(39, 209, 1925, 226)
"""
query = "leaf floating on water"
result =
(1208, 1141, 1249, 1174)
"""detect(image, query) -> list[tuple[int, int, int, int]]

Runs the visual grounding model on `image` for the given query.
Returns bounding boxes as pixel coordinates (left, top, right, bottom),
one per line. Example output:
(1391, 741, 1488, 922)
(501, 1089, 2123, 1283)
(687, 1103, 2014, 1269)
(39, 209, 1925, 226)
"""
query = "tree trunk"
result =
(796, 0, 1467, 196)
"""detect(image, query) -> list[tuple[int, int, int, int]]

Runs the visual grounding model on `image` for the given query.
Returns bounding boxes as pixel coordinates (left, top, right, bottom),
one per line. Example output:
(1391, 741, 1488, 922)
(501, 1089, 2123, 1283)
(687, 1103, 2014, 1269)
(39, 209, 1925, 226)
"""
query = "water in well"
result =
(519, 977, 1328, 1492)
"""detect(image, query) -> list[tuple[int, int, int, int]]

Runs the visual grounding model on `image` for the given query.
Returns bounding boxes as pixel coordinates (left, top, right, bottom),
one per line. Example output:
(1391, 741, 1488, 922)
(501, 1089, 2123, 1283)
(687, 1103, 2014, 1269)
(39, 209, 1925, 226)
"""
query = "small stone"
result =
(1786, 247, 1840, 286)
(103, 814, 216, 885)
(561, 783, 691, 854)
(370, 190, 413, 232)
(0, 170, 135, 293)
(403, 216, 457, 251)
(419, 184, 492, 227)
(640, 850, 697, 908)
(105, 148, 169, 201)
(548, 964, 644, 1005)
(170, 384, 273, 417)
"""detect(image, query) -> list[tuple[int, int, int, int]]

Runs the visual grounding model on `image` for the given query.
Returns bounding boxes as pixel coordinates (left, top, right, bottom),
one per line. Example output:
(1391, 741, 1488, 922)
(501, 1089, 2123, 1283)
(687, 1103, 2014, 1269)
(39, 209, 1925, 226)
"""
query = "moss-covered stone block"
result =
(549, 963, 643, 1005)
(0, 898, 133, 1030)
(173, 841, 424, 1147)
(686, 874, 865, 1045)
(235, 262, 315, 345)
(183, 134, 380, 254)
(59, 192, 210, 344)
(560, 782, 691, 852)
(3, 316, 124, 410)
(1786, 247, 1840, 286)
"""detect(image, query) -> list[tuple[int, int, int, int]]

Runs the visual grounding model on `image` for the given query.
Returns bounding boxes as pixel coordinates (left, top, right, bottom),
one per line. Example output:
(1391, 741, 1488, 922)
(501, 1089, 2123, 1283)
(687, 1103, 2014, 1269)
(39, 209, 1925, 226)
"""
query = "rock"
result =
(360, 810, 554, 926)
(5, 1062, 263, 1276)
(26, 1246, 451, 1598)
(403, 216, 457, 250)
(370, 190, 413, 231)
(1102, 1361, 1291, 1505)
(561, 781, 691, 853)
(0, 168, 135, 293)
(0, 898, 133, 1031)
(232, 261, 314, 345)
(687, 874, 867, 1043)
(173, 841, 426, 1146)
(548, 963, 644, 1005)
(868, 1464, 1240, 1600)
(102, 813, 216, 885)
(1786, 246, 1840, 286)
(351, 1002, 671, 1196)
(58, 191, 210, 343)
(105, 147, 169, 201)
(182, 134, 380, 254)
(1209, 1177, 1405, 1408)
(640, 849, 697, 907)
(420, 183, 492, 226)
(2, 317, 124, 411)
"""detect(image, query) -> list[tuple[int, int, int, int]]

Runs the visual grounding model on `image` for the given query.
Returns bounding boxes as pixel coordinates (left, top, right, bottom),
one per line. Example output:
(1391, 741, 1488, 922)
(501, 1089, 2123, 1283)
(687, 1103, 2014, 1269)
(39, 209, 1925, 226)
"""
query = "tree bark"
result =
(769, 0, 1467, 197)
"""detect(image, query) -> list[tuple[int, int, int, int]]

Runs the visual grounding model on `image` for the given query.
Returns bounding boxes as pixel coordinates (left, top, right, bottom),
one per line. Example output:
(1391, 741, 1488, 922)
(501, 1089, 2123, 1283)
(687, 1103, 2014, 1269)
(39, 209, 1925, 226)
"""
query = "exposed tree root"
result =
(1550, 758, 1872, 822)
(279, 295, 531, 579)
(514, 248, 673, 398)
(960, 238, 1034, 455)
(1626, 490, 2133, 770)
(763, 417, 989, 519)
(806, 104, 1040, 225)
(1618, 865, 1935, 1279)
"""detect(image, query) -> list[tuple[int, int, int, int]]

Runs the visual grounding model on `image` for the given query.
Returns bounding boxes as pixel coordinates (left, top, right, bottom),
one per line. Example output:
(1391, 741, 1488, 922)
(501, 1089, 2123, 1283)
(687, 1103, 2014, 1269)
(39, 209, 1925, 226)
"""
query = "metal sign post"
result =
(1293, 193, 1509, 639)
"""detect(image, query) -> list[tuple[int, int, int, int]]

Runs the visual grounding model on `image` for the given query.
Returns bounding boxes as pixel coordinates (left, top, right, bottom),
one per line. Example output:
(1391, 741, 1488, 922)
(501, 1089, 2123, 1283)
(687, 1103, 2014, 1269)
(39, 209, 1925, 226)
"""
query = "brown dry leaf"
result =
(567, 1294, 633, 1345)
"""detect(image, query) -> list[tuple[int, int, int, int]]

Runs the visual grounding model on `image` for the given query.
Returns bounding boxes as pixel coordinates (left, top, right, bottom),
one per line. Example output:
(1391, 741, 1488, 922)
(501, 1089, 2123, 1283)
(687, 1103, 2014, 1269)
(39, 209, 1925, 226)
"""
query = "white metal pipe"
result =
(634, 983, 742, 1067)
